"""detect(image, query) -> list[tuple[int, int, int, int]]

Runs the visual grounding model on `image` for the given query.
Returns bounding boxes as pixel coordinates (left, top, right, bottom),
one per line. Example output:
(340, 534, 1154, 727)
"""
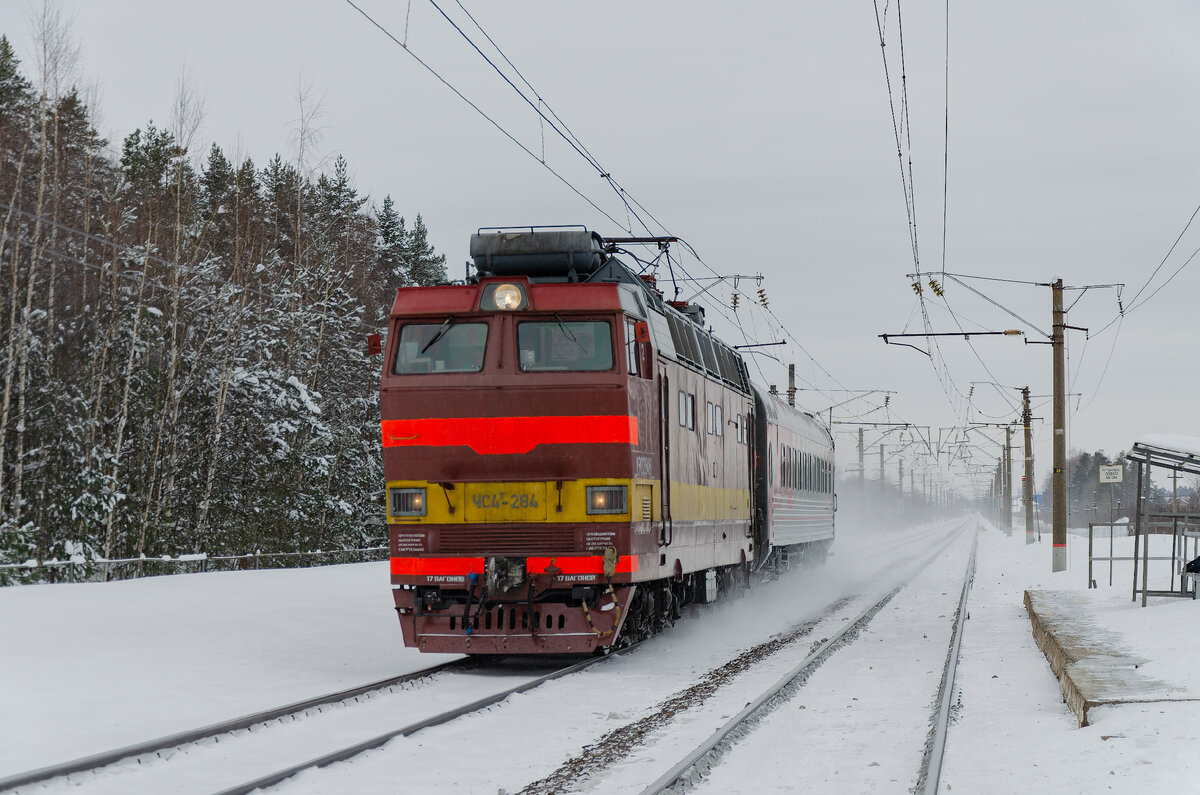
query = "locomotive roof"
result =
(393, 227, 828, 410)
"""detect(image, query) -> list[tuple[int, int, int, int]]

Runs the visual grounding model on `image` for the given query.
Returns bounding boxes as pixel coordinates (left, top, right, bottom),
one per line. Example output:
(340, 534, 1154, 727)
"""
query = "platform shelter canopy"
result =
(1127, 435, 1200, 476)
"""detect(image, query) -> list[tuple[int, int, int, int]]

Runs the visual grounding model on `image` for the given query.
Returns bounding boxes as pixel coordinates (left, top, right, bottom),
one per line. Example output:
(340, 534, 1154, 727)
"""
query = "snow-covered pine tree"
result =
(404, 214, 447, 286)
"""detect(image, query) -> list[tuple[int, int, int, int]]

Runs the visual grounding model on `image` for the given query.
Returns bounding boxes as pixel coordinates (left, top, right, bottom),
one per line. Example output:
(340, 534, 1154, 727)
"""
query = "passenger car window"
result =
(518, 321, 613, 371)
(394, 321, 487, 374)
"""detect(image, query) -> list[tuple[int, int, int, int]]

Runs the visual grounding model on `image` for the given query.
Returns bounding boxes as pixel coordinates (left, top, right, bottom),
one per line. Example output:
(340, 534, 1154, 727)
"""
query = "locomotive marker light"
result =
(586, 485, 628, 514)
(389, 487, 427, 517)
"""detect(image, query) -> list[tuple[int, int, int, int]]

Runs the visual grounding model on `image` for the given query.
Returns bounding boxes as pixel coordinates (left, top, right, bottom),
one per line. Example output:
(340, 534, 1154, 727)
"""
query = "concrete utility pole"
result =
(1005, 426, 1013, 533)
(995, 463, 1003, 525)
(899, 457, 905, 501)
(787, 364, 796, 407)
(1022, 386, 1034, 544)
(1052, 279, 1067, 572)
(879, 444, 885, 499)
(858, 428, 865, 488)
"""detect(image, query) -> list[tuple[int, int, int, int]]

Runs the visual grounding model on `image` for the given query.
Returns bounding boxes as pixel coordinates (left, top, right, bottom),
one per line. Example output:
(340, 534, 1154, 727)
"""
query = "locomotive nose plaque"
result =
(464, 482, 548, 521)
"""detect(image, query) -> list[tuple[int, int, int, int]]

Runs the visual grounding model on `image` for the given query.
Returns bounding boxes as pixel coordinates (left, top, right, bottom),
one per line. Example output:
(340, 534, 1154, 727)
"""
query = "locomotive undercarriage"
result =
(392, 560, 752, 655)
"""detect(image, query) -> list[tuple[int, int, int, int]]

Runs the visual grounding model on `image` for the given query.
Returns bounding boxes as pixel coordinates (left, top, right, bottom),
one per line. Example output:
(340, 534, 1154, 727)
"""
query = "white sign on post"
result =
(1099, 465, 1123, 484)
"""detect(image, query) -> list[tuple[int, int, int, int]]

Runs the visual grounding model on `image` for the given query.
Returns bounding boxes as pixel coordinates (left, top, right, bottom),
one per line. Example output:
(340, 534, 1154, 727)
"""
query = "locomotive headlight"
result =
(586, 485, 628, 515)
(390, 487, 426, 517)
(493, 283, 523, 310)
(481, 282, 527, 311)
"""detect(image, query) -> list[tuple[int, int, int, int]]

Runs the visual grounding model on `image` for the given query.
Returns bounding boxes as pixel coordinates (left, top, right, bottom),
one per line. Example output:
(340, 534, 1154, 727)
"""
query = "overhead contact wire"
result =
(342, 0, 629, 233)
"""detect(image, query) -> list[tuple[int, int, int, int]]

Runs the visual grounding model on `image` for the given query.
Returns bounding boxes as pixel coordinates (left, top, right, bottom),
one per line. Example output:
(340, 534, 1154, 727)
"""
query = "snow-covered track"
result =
(516, 595, 856, 795)
(213, 648, 636, 795)
(915, 517, 979, 795)
(639, 517, 975, 794)
(0, 661, 467, 793)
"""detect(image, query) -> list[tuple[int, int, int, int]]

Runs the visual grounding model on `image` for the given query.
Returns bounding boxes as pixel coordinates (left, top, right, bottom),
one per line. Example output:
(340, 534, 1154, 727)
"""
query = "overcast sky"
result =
(3, 1, 1198, 500)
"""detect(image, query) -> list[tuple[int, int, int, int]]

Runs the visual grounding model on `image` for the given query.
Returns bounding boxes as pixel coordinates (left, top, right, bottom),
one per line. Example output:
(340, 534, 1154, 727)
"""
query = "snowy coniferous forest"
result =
(0, 35, 448, 582)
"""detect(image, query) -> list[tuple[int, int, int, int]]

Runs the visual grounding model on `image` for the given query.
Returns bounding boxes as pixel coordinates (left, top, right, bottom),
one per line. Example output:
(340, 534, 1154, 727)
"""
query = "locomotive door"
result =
(659, 371, 672, 546)
(745, 407, 755, 539)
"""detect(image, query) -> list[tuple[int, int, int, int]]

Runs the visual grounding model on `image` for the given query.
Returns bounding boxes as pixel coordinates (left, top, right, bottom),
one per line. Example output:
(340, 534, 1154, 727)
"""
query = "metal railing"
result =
(1130, 513, 1200, 604)
(1086, 522, 1133, 588)
(0, 545, 389, 585)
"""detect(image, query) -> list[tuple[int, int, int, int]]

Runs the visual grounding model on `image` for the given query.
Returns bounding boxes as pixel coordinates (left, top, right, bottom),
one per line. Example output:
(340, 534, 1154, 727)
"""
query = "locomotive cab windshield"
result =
(517, 319, 613, 371)
(394, 320, 487, 374)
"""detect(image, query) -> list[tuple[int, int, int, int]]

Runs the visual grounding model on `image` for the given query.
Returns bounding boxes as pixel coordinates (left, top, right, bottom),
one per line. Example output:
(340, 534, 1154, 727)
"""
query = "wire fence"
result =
(0, 545, 390, 585)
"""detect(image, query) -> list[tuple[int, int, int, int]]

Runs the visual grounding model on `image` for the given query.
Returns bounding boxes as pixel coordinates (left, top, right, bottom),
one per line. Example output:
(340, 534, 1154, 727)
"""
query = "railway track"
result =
(213, 649, 636, 795)
(637, 516, 979, 794)
(0, 656, 602, 794)
(516, 595, 860, 795)
(0, 659, 456, 791)
(915, 520, 978, 795)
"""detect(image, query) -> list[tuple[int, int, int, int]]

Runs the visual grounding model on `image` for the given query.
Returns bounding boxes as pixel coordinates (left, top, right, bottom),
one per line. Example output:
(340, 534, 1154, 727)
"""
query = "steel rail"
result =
(0, 659, 467, 792)
(639, 517, 974, 795)
(214, 645, 638, 795)
(918, 517, 980, 795)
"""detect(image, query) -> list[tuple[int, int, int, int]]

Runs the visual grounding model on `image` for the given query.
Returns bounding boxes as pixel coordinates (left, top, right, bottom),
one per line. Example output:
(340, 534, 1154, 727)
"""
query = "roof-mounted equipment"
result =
(470, 226, 607, 282)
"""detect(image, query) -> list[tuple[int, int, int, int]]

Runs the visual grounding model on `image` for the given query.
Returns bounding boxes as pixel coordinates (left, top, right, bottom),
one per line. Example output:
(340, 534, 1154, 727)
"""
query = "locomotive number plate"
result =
(465, 482, 548, 522)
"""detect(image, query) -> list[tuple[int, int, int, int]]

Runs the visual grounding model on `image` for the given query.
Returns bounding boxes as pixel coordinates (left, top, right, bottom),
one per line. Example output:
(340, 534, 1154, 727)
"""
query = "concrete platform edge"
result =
(1024, 589, 1093, 727)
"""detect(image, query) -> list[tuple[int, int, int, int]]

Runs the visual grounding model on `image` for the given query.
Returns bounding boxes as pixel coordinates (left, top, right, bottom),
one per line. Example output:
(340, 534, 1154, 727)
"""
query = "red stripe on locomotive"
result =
(381, 415, 639, 455)
(390, 555, 639, 577)
(526, 555, 638, 574)
(390, 557, 486, 576)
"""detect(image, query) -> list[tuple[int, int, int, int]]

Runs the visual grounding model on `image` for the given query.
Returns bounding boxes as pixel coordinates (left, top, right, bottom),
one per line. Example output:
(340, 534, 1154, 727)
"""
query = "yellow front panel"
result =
(387, 478, 645, 524)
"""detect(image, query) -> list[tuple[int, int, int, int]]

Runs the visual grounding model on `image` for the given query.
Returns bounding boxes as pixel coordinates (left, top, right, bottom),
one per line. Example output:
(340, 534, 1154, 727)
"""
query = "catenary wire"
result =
(341, 0, 631, 234)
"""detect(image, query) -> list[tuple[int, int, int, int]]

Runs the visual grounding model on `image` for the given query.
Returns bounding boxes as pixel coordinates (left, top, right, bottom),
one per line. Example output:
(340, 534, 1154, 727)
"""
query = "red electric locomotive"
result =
(381, 227, 833, 654)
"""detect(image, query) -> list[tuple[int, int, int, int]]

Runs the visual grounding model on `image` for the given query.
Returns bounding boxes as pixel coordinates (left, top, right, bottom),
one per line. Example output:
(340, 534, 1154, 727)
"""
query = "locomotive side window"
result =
(706, 402, 723, 435)
(625, 319, 640, 376)
(678, 391, 695, 430)
(394, 321, 488, 374)
(517, 320, 613, 371)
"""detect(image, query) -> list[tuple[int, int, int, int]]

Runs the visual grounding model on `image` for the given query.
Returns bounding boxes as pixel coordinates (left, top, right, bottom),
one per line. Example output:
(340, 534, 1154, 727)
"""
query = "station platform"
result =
(1024, 589, 1200, 726)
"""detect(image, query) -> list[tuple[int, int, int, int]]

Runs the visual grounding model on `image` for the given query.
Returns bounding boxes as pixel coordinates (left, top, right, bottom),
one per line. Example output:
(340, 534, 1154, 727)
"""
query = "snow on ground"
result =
(940, 518, 1200, 794)
(2, 514, 1200, 792)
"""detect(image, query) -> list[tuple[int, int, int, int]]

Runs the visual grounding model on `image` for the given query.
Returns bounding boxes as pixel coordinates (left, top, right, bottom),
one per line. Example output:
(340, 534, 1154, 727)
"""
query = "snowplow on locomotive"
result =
(381, 227, 834, 654)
